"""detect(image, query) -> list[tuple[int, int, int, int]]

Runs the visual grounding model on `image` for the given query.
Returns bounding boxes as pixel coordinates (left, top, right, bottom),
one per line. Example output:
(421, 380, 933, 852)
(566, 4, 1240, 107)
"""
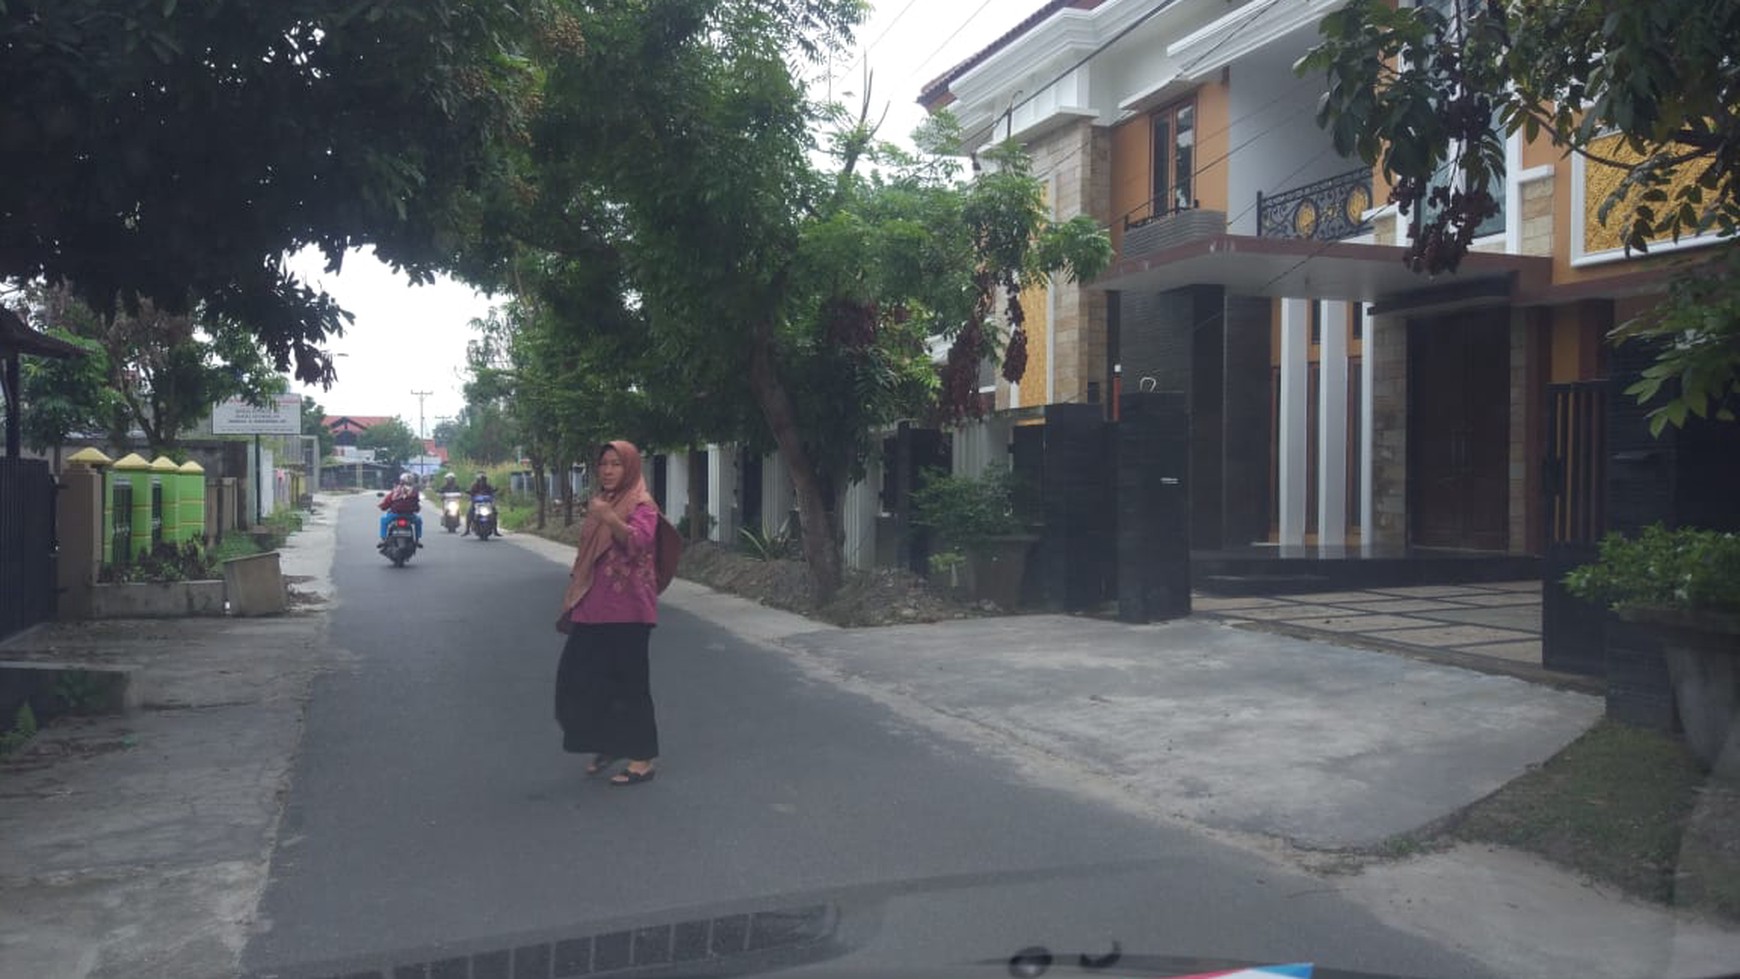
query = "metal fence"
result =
(0, 458, 56, 640)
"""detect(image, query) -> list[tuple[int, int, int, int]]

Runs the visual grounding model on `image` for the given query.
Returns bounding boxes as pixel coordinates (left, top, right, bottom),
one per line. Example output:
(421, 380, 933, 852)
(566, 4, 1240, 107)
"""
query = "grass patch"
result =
(1451, 719, 1739, 918)
(209, 535, 266, 563)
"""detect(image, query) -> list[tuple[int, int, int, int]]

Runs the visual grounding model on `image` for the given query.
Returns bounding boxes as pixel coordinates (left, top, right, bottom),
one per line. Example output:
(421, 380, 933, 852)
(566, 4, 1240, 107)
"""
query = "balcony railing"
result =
(1256, 167, 1374, 242)
(1124, 196, 1200, 231)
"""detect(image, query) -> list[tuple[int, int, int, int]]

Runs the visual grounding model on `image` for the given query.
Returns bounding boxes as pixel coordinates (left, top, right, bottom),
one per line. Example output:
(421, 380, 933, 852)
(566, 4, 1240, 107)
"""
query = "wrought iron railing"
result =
(1256, 167, 1374, 241)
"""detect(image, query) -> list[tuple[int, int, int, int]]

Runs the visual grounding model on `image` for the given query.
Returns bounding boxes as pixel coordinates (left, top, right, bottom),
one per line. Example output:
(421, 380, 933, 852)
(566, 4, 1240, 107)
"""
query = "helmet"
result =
(476, 472, 486, 480)
(444, 473, 455, 481)
(400, 473, 415, 485)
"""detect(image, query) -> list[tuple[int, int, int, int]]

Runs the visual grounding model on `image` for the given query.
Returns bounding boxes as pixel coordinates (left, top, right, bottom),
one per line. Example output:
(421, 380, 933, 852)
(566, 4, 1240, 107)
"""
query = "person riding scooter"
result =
(463, 472, 497, 536)
(437, 472, 465, 532)
(378, 473, 424, 549)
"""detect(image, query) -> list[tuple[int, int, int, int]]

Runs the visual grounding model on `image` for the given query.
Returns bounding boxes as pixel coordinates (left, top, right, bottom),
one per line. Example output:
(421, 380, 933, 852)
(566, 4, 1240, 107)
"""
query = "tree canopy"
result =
(19, 285, 282, 454)
(1301, 0, 1740, 432)
(0, 0, 543, 385)
(457, 0, 1110, 597)
(359, 416, 423, 469)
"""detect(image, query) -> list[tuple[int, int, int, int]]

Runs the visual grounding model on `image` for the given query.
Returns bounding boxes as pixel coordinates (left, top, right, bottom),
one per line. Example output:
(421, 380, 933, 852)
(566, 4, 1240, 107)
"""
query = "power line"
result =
(836, 0, 925, 83)
(909, 0, 1001, 85)
(961, 0, 1187, 148)
(1175, 0, 1287, 77)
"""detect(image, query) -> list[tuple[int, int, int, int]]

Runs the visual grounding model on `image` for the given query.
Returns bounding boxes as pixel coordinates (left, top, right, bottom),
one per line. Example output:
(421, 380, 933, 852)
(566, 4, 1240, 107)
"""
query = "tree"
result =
(510, 0, 1110, 601)
(25, 286, 283, 454)
(431, 419, 460, 448)
(302, 397, 336, 461)
(0, 0, 545, 386)
(1301, 0, 1740, 433)
(359, 417, 423, 470)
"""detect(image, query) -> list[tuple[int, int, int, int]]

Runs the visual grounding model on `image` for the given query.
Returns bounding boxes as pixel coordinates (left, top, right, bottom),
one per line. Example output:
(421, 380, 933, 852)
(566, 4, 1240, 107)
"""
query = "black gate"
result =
(1540, 381, 1607, 675)
(112, 480, 133, 565)
(0, 458, 57, 640)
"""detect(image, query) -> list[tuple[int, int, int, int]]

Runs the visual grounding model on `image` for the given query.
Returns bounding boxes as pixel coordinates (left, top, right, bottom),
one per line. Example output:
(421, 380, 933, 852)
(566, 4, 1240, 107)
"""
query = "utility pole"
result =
(409, 390, 433, 439)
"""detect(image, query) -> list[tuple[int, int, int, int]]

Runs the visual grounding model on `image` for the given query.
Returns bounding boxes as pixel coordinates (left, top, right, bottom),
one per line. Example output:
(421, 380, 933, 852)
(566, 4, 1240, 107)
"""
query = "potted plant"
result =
(1565, 524, 1740, 772)
(911, 464, 1036, 610)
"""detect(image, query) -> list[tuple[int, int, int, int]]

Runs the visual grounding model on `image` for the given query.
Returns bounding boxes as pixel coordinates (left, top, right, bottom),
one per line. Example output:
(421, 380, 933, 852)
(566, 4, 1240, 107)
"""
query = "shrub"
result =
(910, 464, 1025, 553)
(1564, 524, 1740, 613)
(101, 541, 217, 583)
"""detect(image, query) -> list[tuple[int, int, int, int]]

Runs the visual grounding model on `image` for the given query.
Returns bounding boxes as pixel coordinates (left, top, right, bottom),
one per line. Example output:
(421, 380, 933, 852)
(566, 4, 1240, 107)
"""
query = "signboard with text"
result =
(210, 394, 302, 435)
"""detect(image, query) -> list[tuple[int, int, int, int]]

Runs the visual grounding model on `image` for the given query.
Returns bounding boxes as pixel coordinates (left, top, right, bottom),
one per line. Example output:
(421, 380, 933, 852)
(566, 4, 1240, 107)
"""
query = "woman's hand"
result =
(587, 496, 617, 524)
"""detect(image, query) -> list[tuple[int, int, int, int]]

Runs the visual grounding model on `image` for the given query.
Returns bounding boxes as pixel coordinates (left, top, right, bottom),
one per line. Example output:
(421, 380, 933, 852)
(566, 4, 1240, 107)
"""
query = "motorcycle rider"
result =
(463, 471, 497, 536)
(439, 472, 460, 495)
(378, 473, 424, 548)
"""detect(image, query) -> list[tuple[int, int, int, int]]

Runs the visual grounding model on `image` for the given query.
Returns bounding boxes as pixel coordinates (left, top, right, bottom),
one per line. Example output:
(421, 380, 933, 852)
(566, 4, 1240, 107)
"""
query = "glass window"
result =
(1150, 116, 1171, 217)
(1150, 98, 1197, 217)
(1173, 103, 1195, 212)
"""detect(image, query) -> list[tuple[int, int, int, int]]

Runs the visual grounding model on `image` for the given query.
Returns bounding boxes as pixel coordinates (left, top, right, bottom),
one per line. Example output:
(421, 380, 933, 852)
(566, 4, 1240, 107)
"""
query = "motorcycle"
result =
(471, 493, 498, 541)
(382, 513, 418, 567)
(440, 492, 465, 533)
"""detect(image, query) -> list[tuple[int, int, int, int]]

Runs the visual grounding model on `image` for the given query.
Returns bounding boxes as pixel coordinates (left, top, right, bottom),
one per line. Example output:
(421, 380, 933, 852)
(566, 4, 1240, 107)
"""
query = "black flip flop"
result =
(609, 768, 656, 787)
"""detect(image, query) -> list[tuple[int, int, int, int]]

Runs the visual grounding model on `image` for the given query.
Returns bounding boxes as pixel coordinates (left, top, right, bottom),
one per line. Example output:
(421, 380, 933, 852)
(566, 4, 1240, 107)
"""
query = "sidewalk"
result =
(0, 497, 343, 979)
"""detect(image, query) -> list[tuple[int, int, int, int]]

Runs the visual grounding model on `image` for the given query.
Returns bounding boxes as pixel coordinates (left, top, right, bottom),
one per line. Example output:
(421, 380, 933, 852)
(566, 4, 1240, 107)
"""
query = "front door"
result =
(1410, 315, 1510, 550)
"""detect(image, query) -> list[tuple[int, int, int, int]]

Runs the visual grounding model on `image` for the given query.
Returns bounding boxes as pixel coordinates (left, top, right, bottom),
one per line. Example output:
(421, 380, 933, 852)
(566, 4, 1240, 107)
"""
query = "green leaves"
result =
(1565, 524, 1740, 613)
(358, 417, 424, 468)
(1612, 244, 1740, 434)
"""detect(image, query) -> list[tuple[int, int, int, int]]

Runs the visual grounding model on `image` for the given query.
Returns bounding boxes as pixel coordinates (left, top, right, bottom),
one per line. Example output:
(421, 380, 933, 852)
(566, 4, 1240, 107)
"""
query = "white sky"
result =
(291, 1, 1023, 434)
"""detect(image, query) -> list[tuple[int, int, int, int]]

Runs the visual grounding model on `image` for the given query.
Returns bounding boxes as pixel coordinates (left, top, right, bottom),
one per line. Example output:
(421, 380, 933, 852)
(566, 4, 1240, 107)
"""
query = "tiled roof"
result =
(322, 415, 393, 432)
(917, 0, 1107, 109)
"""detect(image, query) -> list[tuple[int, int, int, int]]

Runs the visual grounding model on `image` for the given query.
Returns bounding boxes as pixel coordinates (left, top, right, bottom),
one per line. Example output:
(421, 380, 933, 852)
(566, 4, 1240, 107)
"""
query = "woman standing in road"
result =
(555, 440, 663, 786)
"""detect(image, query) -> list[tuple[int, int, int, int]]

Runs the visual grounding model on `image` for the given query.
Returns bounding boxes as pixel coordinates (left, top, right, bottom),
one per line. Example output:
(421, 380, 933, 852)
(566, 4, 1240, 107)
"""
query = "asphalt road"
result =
(242, 495, 1495, 979)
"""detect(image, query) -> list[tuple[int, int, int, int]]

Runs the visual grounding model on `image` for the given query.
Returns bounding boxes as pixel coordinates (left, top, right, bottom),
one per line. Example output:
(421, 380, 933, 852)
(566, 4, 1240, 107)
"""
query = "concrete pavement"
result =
(0, 499, 343, 979)
(245, 500, 1503, 979)
(2, 500, 1735, 979)
(511, 530, 1740, 979)
(516, 529, 1591, 849)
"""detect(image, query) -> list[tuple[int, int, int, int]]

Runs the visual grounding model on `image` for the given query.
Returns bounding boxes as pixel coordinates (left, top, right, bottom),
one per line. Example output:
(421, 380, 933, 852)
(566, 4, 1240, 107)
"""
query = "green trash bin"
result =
(178, 460, 206, 546)
(111, 453, 151, 562)
(150, 456, 181, 545)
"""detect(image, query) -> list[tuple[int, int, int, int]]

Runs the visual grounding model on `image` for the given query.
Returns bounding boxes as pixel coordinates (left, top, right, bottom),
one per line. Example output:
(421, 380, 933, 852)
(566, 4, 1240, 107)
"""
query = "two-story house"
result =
(919, 0, 1727, 583)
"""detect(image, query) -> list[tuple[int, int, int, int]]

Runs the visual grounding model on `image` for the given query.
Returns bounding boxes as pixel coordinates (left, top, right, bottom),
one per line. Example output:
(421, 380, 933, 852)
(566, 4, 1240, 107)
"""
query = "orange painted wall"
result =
(1194, 80, 1231, 214)
(1109, 115, 1148, 253)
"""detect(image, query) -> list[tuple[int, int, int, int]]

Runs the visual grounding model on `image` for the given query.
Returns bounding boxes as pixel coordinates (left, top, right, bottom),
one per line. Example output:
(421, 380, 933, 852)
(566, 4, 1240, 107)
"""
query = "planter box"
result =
(89, 580, 226, 618)
(1618, 607, 1740, 774)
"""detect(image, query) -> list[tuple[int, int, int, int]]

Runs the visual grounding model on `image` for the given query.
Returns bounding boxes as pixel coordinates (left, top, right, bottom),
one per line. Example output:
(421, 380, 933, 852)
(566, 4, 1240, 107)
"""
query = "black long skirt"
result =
(554, 623, 659, 759)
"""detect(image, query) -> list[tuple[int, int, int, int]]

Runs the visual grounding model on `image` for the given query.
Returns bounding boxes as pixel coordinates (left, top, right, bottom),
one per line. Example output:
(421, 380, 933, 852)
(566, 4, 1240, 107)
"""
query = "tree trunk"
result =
(531, 455, 547, 529)
(561, 455, 576, 527)
(747, 329, 844, 602)
(687, 446, 707, 542)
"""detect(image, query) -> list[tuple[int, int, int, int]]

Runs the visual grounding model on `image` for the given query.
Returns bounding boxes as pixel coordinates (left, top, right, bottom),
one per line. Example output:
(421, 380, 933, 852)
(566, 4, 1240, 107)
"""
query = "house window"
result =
(1412, 0, 1505, 240)
(1151, 99, 1197, 216)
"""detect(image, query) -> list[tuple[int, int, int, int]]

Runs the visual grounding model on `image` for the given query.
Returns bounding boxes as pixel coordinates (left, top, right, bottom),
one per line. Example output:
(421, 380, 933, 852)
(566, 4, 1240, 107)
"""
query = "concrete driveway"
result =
(776, 614, 1603, 849)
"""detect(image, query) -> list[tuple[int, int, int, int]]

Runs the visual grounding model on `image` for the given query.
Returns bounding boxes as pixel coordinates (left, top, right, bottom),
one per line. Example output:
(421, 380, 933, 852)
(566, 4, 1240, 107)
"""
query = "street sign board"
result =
(211, 394, 302, 435)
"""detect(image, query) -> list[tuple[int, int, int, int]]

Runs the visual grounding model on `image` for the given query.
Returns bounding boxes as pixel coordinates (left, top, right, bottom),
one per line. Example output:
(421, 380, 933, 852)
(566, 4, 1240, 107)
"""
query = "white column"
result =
(1278, 298, 1310, 545)
(844, 459, 880, 571)
(762, 452, 793, 537)
(706, 444, 739, 543)
(1318, 300, 1350, 546)
(665, 453, 690, 526)
(1360, 305, 1376, 547)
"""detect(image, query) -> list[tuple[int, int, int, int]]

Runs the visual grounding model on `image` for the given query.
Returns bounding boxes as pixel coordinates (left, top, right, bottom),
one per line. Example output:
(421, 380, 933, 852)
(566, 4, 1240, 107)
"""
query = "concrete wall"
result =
(1022, 119, 1113, 406)
(1225, 27, 1354, 236)
(89, 581, 226, 618)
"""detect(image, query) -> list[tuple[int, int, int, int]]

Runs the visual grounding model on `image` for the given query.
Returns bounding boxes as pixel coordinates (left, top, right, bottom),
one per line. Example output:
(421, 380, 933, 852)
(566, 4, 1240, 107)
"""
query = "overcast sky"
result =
(292, 1, 1022, 435)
